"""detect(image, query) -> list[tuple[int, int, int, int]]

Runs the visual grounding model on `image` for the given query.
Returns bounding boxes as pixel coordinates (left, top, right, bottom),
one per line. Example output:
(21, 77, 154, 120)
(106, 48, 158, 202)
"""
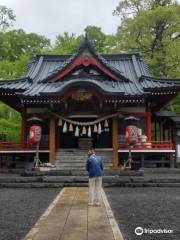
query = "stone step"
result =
(22, 169, 144, 176)
(55, 149, 113, 170)
(55, 157, 112, 160)
(2, 175, 180, 183)
(55, 162, 112, 166)
(142, 168, 180, 174)
(56, 158, 112, 164)
(1, 174, 180, 188)
(55, 162, 112, 165)
(56, 154, 113, 157)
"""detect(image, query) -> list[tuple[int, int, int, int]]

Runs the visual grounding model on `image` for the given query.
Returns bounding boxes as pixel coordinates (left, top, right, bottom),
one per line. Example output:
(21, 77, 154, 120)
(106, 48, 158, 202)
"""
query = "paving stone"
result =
(24, 187, 116, 240)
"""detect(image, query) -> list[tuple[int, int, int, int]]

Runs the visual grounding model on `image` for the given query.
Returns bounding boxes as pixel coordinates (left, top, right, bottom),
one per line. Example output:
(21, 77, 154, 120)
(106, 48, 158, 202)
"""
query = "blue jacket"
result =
(86, 154, 103, 178)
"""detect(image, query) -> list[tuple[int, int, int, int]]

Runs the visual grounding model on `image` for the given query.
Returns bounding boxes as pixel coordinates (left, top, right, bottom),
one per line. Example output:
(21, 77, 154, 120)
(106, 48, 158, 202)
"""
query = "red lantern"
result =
(29, 125, 42, 144)
(125, 125, 138, 145)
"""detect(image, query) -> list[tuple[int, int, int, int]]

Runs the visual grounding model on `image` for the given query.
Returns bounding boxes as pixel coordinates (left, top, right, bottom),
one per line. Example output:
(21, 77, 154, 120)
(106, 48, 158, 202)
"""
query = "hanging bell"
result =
(104, 119, 108, 128)
(58, 118, 63, 126)
(88, 126, 91, 137)
(63, 122, 67, 133)
(93, 124, 98, 133)
(75, 126, 79, 137)
(69, 123, 73, 132)
(82, 126, 86, 135)
(98, 122, 102, 134)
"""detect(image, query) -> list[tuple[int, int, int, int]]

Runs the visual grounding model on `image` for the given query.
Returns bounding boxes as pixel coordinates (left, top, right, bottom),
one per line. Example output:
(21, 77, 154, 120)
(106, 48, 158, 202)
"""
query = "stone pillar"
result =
(21, 113, 26, 148)
(49, 118, 56, 164)
(112, 116, 119, 168)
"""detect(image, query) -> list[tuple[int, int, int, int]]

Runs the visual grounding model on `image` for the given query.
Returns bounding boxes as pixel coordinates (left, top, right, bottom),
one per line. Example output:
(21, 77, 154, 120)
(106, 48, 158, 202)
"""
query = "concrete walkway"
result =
(25, 187, 124, 240)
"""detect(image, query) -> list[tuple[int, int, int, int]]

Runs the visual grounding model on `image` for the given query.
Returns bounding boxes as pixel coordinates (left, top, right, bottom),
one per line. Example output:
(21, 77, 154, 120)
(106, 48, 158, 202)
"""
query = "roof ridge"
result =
(38, 38, 132, 83)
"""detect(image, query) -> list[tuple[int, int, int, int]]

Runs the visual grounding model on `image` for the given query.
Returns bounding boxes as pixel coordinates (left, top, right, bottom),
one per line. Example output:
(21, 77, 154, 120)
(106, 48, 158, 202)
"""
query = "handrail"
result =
(0, 140, 174, 151)
(118, 140, 174, 150)
(0, 141, 49, 151)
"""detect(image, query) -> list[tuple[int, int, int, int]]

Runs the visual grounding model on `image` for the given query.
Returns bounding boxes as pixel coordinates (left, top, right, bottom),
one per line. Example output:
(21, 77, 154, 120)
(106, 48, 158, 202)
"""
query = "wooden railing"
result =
(0, 141, 49, 151)
(118, 141, 174, 150)
(0, 140, 174, 151)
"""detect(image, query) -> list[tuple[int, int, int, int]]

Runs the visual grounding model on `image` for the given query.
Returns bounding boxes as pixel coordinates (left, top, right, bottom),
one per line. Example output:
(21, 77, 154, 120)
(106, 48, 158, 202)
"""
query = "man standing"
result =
(86, 149, 103, 206)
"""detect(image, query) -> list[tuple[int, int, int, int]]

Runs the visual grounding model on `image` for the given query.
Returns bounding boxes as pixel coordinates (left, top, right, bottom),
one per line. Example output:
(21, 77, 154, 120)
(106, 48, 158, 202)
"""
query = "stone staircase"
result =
(55, 148, 113, 171)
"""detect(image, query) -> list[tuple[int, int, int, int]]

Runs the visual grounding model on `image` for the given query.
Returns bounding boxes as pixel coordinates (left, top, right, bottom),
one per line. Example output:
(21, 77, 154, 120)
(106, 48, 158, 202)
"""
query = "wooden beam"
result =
(146, 111, 152, 142)
(112, 116, 119, 168)
(49, 118, 56, 164)
(154, 120, 157, 141)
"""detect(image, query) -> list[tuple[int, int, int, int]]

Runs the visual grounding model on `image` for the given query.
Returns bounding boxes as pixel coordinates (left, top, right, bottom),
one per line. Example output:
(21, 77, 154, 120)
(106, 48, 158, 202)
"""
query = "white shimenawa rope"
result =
(48, 111, 122, 126)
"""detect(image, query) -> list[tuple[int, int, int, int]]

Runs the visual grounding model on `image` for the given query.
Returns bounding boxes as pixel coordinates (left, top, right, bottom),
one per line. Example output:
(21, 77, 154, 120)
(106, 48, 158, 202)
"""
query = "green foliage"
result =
(0, 118, 21, 142)
(52, 26, 118, 55)
(115, 2, 180, 77)
(84, 26, 117, 53)
(0, 29, 51, 61)
(0, 103, 21, 141)
(0, 54, 30, 79)
(114, 0, 180, 111)
(52, 32, 83, 54)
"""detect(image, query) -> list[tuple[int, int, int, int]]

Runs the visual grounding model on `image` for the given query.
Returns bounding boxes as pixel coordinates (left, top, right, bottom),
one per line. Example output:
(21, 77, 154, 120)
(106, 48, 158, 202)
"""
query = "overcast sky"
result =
(1, 0, 120, 43)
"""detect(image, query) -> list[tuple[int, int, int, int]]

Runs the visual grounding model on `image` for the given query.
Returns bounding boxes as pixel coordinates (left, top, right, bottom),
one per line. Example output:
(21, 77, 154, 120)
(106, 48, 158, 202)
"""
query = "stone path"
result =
(24, 187, 124, 240)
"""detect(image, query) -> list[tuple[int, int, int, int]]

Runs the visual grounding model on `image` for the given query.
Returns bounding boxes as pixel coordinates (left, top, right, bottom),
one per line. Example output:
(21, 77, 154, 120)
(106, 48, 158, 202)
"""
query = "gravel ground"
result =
(0, 188, 61, 240)
(105, 187, 180, 240)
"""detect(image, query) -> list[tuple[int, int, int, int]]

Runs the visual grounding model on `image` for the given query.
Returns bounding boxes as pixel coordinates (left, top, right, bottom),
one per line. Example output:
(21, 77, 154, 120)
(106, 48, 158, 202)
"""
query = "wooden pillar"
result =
(168, 120, 172, 141)
(146, 111, 151, 142)
(159, 121, 163, 141)
(112, 116, 119, 168)
(21, 113, 26, 148)
(154, 120, 157, 141)
(49, 118, 56, 164)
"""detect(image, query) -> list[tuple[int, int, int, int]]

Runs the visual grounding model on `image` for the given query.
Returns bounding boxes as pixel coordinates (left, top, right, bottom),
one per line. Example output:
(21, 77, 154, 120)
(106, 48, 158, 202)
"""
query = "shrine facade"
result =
(0, 37, 180, 169)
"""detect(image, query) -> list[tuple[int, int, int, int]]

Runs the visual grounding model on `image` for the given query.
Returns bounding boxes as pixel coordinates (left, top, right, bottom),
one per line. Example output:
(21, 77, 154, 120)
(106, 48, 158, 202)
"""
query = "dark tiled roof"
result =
(22, 78, 145, 96)
(25, 52, 149, 84)
(0, 37, 180, 97)
(140, 76, 180, 90)
(0, 78, 31, 91)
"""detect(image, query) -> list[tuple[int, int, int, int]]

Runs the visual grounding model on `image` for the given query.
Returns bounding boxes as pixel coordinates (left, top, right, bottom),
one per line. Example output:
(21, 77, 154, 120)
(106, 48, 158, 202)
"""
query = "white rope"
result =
(48, 111, 122, 126)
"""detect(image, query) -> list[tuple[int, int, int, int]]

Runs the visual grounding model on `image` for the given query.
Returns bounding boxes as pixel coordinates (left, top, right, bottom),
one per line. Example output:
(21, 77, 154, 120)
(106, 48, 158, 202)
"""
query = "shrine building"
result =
(0, 37, 180, 170)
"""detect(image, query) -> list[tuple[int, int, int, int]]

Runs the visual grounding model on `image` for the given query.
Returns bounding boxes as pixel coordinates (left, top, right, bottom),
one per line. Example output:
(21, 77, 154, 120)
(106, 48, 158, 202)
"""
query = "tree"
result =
(53, 26, 117, 55)
(114, 0, 180, 112)
(0, 29, 51, 61)
(52, 32, 83, 54)
(113, 0, 177, 18)
(114, 1, 180, 77)
(84, 26, 117, 53)
(0, 5, 15, 31)
(0, 29, 51, 78)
